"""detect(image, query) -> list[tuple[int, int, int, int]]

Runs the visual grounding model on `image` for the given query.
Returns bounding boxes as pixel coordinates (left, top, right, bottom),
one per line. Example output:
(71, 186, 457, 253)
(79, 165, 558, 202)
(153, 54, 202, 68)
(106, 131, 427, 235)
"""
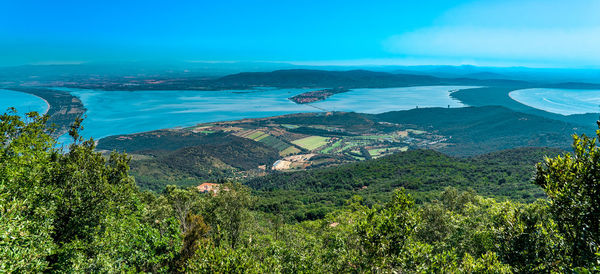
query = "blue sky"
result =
(1, 0, 599, 67)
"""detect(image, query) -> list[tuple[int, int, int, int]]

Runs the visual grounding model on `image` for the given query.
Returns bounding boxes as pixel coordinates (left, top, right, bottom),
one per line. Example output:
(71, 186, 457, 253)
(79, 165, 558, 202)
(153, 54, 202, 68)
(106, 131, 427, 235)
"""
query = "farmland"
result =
(178, 112, 447, 170)
(292, 136, 330, 150)
(98, 111, 449, 180)
(96, 107, 580, 191)
(279, 146, 301, 156)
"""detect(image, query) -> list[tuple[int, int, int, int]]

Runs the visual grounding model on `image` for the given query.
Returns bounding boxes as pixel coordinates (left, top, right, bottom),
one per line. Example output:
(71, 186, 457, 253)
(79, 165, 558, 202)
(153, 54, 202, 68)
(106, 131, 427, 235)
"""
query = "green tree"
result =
(491, 200, 565, 272)
(161, 185, 206, 234)
(0, 109, 57, 272)
(0, 110, 180, 272)
(353, 188, 419, 270)
(535, 123, 600, 266)
(203, 182, 253, 249)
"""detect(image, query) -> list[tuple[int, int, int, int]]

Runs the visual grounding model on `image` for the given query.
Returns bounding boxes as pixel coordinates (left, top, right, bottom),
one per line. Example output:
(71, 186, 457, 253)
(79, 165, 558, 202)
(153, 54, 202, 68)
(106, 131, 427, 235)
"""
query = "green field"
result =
(280, 124, 300, 129)
(341, 143, 358, 151)
(292, 136, 330, 151)
(239, 130, 291, 152)
(321, 139, 342, 154)
(259, 135, 291, 151)
(247, 131, 266, 140)
(255, 133, 270, 141)
(280, 146, 301, 156)
(350, 155, 365, 161)
(368, 148, 388, 156)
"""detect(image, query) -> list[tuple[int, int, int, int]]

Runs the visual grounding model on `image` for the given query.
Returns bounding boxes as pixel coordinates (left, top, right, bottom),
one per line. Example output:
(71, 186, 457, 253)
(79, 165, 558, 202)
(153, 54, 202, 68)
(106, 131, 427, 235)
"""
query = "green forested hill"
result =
(97, 106, 578, 196)
(99, 132, 280, 191)
(375, 106, 581, 156)
(125, 134, 280, 191)
(248, 147, 563, 221)
(97, 131, 248, 152)
(214, 69, 442, 88)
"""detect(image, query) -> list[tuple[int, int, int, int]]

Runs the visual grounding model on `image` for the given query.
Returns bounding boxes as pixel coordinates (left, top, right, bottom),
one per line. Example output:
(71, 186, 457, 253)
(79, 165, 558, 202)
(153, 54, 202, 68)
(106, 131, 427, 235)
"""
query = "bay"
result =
(509, 88, 600, 115)
(0, 89, 49, 115)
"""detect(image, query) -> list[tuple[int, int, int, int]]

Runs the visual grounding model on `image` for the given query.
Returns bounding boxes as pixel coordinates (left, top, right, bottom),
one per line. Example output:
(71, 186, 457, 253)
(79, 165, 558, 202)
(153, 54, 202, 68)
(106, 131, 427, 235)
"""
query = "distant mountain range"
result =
(389, 65, 600, 83)
(210, 69, 525, 89)
(1, 62, 600, 85)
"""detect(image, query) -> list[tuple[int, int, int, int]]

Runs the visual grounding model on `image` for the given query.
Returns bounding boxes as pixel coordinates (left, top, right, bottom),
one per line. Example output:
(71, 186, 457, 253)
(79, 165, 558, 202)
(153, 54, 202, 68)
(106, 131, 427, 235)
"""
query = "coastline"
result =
(508, 88, 600, 116)
(4, 87, 86, 137)
(0, 88, 50, 115)
(33, 94, 51, 115)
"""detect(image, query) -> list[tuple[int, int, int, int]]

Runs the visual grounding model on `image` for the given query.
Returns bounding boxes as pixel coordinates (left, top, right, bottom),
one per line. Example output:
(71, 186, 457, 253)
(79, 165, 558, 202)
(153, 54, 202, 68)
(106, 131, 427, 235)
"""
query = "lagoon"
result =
(311, 86, 471, 113)
(54, 88, 315, 140)
(0, 89, 48, 115)
(43, 86, 472, 140)
(509, 88, 600, 115)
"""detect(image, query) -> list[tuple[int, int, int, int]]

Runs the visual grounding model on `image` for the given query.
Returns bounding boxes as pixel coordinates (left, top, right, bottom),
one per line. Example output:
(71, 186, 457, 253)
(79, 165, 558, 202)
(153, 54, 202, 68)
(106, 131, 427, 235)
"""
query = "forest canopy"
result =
(2, 109, 600, 272)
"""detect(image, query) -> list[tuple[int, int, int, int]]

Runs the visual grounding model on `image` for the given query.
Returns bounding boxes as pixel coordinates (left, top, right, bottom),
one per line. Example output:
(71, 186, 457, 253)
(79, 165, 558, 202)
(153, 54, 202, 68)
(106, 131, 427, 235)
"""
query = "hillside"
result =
(4, 103, 599, 272)
(97, 130, 248, 152)
(99, 133, 279, 191)
(35, 68, 527, 90)
(212, 69, 525, 89)
(97, 111, 449, 191)
(214, 69, 440, 88)
(247, 147, 564, 221)
(374, 106, 581, 156)
(96, 106, 582, 194)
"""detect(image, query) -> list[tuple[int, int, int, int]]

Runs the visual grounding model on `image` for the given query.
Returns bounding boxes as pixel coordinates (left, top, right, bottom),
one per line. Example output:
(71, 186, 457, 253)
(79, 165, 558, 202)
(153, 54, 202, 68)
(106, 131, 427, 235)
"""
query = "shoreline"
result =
(508, 88, 600, 116)
(33, 93, 51, 115)
(0, 89, 50, 115)
(3, 87, 86, 136)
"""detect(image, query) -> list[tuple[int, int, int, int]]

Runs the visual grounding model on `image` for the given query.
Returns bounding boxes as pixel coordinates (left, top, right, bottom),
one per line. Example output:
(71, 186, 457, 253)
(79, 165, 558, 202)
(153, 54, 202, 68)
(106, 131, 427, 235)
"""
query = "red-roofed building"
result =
(197, 183, 220, 194)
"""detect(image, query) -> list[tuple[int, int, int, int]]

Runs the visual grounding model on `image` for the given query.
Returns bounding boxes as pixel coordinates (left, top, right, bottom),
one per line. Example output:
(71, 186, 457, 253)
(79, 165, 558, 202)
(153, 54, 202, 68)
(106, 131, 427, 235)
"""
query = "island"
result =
(288, 87, 349, 104)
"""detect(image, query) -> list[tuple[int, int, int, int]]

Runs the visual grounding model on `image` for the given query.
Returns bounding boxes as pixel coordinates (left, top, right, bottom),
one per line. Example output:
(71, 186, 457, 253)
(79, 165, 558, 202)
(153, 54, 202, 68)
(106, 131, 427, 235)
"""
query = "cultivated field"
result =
(292, 136, 330, 150)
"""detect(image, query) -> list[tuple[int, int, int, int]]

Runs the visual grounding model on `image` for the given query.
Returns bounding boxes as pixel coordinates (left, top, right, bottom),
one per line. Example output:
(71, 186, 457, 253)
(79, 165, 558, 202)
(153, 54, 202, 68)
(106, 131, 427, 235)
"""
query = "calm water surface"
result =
(0, 89, 48, 115)
(37, 86, 474, 141)
(311, 86, 470, 113)
(509, 88, 600, 115)
(54, 88, 314, 140)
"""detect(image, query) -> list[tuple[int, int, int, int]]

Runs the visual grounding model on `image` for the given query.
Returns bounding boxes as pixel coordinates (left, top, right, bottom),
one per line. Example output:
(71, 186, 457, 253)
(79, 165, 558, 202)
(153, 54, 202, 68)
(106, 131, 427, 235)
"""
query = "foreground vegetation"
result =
(249, 147, 562, 221)
(3, 109, 600, 272)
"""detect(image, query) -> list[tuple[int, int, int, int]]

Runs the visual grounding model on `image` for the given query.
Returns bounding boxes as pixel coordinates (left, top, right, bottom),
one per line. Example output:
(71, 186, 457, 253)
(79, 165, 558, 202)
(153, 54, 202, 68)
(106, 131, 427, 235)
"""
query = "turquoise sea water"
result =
(0, 89, 48, 115)
(4, 86, 473, 142)
(509, 88, 600, 115)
